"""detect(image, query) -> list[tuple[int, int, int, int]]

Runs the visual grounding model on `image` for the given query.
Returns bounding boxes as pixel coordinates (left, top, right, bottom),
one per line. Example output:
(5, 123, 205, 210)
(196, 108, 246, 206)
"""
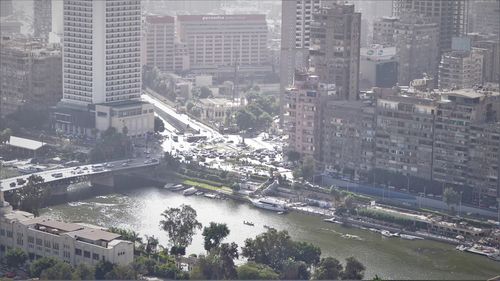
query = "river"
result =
(39, 185, 497, 280)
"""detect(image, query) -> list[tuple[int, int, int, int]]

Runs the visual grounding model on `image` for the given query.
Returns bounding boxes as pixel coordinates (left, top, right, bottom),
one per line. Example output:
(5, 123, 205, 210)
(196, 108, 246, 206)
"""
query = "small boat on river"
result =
(244, 221, 255, 226)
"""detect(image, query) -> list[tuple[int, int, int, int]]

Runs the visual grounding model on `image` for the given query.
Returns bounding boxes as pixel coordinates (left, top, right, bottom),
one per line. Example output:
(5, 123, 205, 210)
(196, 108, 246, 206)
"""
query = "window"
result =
(92, 253, 99, 260)
(36, 238, 43, 246)
(83, 250, 91, 258)
(53, 243, 59, 250)
(44, 240, 51, 248)
(0, 229, 4, 236)
(75, 248, 82, 256)
(6, 231, 13, 238)
(28, 236, 34, 243)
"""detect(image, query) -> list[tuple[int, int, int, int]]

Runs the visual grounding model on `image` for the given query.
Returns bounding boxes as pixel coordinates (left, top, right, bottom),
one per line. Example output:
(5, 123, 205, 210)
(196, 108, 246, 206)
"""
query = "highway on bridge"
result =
(0, 158, 159, 192)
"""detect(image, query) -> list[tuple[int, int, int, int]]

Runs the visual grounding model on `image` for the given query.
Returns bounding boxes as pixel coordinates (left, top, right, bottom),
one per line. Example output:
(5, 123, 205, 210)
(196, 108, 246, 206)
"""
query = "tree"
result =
(5, 248, 28, 268)
(159, 204, 202, 252)
(286, 150, 301, 162)
(443, 187, 460, 209)
(214, 242, 239, 279)
(235, 109, 256, 131)
(40, 261, 73, 280)
(279, 260, 310, 280)
(89, 127, 133, 163)
(145, 235, 159, 256)
(154, 116, 165, 133)
(342, 257, 365, 280)
(292, 241, 321, 266)
(30, 257, 59, 278)
(72, 263, 95, 280)
(0, 128, 12, 144)
(94, 260, 115, 280)
(301, 156, 315, 182)
(236, 262, 279, 280)
(14, 175, 49, 216)
(122, 125, 129, 136)
(202, 222, 230, 252)
(241, 229, 294, 271)
(343, 195, 355, 211)
(199, 86, 213, 98)
(104, 265, 137, 280)
(312, 257, 343, 280)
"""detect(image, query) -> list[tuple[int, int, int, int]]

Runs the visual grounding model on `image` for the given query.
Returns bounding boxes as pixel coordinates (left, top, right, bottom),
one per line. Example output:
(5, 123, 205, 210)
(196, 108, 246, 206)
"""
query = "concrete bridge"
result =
(0, 158, 159, 199)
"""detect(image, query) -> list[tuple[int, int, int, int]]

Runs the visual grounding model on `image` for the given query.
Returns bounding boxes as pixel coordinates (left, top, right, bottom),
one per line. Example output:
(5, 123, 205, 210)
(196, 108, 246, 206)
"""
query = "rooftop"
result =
(199, 98, 239, 107)
(68, 228, 121, 242)
(7, 136, 46, 151)
(97, 99, 149, 109)
(177, 14, 265, 22)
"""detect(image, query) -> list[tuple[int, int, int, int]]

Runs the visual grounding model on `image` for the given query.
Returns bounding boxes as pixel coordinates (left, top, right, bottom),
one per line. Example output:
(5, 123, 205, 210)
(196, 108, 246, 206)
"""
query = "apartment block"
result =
(0, 39, 62, 117)
(310, 3, 361, 101)
(34, 0, 52, 41)
(284, 72, 322, 158)
(432, 89, 500, 189)
(438, 50, 483, 90)
(280, 0, 322, 123)
(469, 0, 500, 36)
(360, 45, 398, 90)
(0, 208, 133, 266)
(320, 100, 375, 178)
(145, 15, 175, 72)
(177, 14, 268, 69)
(372, 16, 398, 46)
(469, 34, 500, 83)
(394, 13, 439, 85)
(375, 94, 436, 180)
(392, 0, 469, 54)
(0, 0, 13, 18)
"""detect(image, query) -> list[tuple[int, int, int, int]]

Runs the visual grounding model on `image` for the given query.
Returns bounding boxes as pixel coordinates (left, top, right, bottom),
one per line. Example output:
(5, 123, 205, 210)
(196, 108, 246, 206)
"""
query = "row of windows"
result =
(74, 248, 101, 260)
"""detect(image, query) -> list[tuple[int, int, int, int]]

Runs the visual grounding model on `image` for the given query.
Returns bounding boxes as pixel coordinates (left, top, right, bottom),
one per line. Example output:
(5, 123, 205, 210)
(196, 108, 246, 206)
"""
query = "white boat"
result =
(204, 193, 217, 199)
(251, 197, 287, 212)
(163, 183, 174, 189)
(183, 187, 197, 196)
(323, 218, 344, 225)
(195, 191, 204, 196)
(381, 230, 399, 238)
(243, 221, 255, 226)
(400, 234, 424, 240)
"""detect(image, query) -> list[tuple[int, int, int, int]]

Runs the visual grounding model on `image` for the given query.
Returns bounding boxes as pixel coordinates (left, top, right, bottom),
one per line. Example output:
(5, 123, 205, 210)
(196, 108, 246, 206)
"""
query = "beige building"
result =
(372, 16, 398, 46)
(177, 14, 268, 70)
(95, 100, 155, 138)
(394, 13, 439, 85)
(310, 3, 361, 101)
(198, 98, 241, 124)
(284, 72, 322, 158)
(438, 50, 483, 90)
(0, 39, 62, 117)
(0, 205, 133, 266)
(145, 15, 175, 72)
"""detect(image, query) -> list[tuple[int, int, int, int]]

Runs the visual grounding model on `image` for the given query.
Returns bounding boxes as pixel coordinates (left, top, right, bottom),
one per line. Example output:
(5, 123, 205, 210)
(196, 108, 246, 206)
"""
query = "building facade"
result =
(394, 13, 439, 85)
(438, 50, 483, 90)
(0, 39, 62, 117)
(284, 72, 322, 158)
(372, 16, 398, 46)
(34, 0, 52, 41)
(360, 45, 398, 90)
(0, 208, 133, 266)
(392, 0, 469, 54)
(62, 0, 142, 105)
(310, 3, 361, 101)
(95, 101, 155, 137)
(0, 0, 13, 18)
(469, 0, 500, 36)
(280, 0, 322, 123)
(177, 14, 268, 69)
(145, 15, 175, 72)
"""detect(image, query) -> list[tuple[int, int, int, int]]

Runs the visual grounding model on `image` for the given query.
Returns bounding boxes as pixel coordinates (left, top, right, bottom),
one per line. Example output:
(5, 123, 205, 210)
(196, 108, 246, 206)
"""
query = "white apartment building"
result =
(0, 207, 133, 266)
(62, 0, 142, 105)
(438, 50, 483, 90)
(176, 14, 268, 69)
(145, 15, 175, 72)
(95, 100, 155, 137)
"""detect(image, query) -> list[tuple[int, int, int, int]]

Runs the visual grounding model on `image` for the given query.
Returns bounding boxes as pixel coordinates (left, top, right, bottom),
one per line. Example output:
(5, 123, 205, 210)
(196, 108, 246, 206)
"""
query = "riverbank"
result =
(39, 185, 500, 280)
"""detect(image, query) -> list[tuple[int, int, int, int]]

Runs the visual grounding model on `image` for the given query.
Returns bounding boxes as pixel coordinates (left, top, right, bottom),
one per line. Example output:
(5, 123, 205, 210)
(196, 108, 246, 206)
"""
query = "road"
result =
(0, 158, 158, 192)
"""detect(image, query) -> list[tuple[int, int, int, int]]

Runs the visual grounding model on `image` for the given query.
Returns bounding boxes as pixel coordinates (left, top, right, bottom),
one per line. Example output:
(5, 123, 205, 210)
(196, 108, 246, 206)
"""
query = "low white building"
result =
(0, 206, 133, 266)
(95, 100, 155, 138)
(198, 98, 241, 124)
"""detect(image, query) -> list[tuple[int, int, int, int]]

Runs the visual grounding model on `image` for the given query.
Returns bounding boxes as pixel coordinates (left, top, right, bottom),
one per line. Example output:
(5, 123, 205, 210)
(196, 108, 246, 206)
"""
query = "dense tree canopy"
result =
(236, 262, 279, 280)
(5, 248, 28, 268)
(160, 204, 202, 251)
(202, 222, 230, 252)
(89, 127, 132, 163)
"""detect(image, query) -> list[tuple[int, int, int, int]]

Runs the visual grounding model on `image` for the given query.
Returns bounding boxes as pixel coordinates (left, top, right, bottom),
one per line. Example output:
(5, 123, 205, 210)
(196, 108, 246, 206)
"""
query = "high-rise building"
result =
(392, 0, 469, 54)
(34, 0, 52, 41)
(469, 0, 500, 36)
(56, 0, 153, 137)
(0, 0, 13, 18)
(284, 71, 323, 158)
(280, 0, 322, 123)
(310, 3, 361, 101)
(0, 39, 62, 117)
(469, 33, 500, 83)
(145, 15, 175, 72)
(62, 0, 142, 106)
(177, 14, 268, 69)
(394, 13, 439, 85)
(438, 49, 483, 90)
(372, 16, 398, 46)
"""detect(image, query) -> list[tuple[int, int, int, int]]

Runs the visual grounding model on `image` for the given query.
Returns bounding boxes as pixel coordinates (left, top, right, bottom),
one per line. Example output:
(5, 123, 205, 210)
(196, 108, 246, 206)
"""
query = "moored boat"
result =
(243, 220, 254, 226)
(400, 234, 424, 240)
(183, 187, 197, 196)
(251, 197, 287, 212)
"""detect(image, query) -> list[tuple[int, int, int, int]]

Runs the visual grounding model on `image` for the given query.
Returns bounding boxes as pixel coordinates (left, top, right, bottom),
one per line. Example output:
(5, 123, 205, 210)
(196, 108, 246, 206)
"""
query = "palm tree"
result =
(144, 235, 159, 256)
